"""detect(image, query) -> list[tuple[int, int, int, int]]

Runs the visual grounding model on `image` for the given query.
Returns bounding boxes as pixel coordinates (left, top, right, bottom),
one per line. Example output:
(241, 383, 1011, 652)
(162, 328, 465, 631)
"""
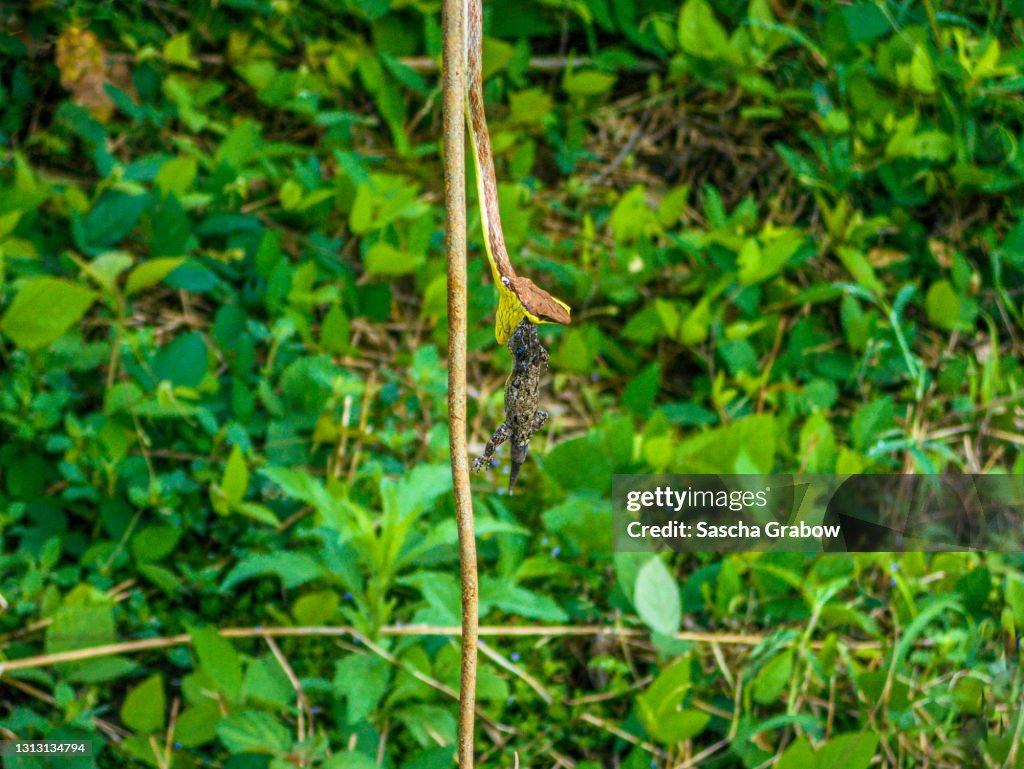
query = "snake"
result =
(464, 0, 572, 344)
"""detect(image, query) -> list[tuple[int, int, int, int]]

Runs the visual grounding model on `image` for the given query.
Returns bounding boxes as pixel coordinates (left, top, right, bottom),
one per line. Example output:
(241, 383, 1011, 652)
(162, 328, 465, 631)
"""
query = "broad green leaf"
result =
(610, 186, 659, 243)
(752, 649, 794, 704)
(86, 251, 134, 292)
(776, 737, 816, 769)
(125, 258, 185, 296)
(120, 674, 165, 734)
(925, 280, 963, 331)
(320, 304, 351, 353)
(83, 192, 149, 249)
(908, 46, 936, 94)
(623, 362, 661, 415)
(216, 710, 293, 755)
(292, 590, 341, 625)
(323, 752, 380, 769)
(244, 656, 293, 707)
(815, 732, 879, 769)
(174, 699, 221, 747)
(637, 657, 710, 743)
(1, 277, 97, 349)
(563, 70, 617, 97)
(220, 551, 324, 591)
(155, 156, 198, 197)
(678, 0, 739, 64)
(46, 586, 116, 653)
(363, 241, 423, 276)
(189, 626, 243, 703)
(221, 445, 249, 506)
(486, 578, 568, 621)
(0, 209, 22, 240)
(152, 331, 208, 388)
(836, 247, 884, 296)
(131, 526, 181, 562)
(334, 654, 391, 724)
(164, 32, 199, 69)
(1006, 574, 1024, 624)
(635, 557, 681, 636)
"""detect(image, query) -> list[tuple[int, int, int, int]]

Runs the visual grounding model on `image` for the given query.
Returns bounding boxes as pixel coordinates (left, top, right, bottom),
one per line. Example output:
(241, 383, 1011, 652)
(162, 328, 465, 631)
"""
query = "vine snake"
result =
(464, 0, 572, 344)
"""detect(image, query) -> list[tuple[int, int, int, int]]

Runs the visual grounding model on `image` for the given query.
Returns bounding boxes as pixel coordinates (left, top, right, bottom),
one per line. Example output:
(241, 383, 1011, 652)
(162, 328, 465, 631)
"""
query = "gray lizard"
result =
(473, 319, 549, 494)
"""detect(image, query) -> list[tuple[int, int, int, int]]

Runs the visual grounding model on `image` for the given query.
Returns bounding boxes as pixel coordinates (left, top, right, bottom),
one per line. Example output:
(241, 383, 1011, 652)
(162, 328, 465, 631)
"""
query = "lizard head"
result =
(508, 319, 541, 363)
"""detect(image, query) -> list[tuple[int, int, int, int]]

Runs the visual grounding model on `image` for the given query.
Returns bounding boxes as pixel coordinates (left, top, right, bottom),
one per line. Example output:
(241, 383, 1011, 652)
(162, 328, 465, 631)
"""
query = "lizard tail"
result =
(508, 459, 523, 495)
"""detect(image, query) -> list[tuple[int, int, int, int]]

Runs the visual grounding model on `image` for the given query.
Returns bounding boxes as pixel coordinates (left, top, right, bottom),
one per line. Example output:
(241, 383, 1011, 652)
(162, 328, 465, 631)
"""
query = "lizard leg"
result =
(531, 409, 549, 431)
(473, 422, 511, 473)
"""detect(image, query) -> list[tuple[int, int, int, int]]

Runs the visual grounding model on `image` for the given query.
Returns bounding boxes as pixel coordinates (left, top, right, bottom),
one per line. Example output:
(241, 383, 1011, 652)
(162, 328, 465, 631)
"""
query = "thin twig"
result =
(263, 633, 313, 743)
(0, 623, 889, 676)
(577, 712, 668, 759)
(399, 55, 659, 73)
(353, 633, 514, 736)
(478, 639, 553, 704)
(443, 0, 478, 765)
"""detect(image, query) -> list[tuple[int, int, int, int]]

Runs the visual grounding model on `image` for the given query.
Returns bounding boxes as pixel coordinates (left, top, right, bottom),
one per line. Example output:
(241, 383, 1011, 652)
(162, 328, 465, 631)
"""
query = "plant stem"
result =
(442, 0, 478, 765)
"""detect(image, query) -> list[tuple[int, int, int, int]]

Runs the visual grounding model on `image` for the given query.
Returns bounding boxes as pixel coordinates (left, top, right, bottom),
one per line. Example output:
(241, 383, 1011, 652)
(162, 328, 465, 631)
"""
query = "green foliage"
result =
(0, 0, 1022, 767)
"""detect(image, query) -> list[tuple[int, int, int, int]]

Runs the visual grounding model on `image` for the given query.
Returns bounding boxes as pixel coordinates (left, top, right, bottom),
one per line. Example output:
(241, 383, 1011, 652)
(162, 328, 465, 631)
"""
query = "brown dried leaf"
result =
(55, 26, 113, 119)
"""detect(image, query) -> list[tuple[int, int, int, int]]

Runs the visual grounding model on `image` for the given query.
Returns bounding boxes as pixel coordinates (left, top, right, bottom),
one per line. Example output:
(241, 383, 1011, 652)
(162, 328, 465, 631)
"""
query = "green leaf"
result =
(623, 362, 661, 415)
(1006, 574, 1024, 624)
(836, 247, 884, 296)
(174, 699, 221, 747)
(637, 657, 710, 743)
(152, 331, 208, 388)
(46, 586, 116, 653)
(635, 557, 681, 636)
(216, 710, 293, 755)
(323, 752, 380, 769)
(678, 0, 739, 64)
(234, 502, 280, 526)
(155, 156, 198, 197)
(164, 32, 199, 69)
(799, 412, 836, 472)
(83, 192, 149, 250)
(120, 674, 165, 734)
(86, 251, 134, 292)
(776, 737, 816, 769)
(908, 46, 936, 94)
(221, 445, 249, 506)
(244, 656, 294, 707)
(131, 526, 181, 562)
(0, 209, 22, 240)
(320, 304, 351, 354)
(486, 578, 568, 621)
(815, 732, 879, 769)
(216, 120, 262, 169)
(220, 551, 324, 591)
(125, 258, 185, 296)
(544, 434, 612, 494)
(563, 69, 617, 97)
(851, 397, 894, 452)
(364, 241, 424, 276)
(292, 590, 341, 625)
(610, 186, 660, 243)
(189, 625, 243, 703)
(334, 654, 391, 724)
(752, 649, 794, 704)
(925, 280, 963, 331)
(1, 277, 97, 349)
(675, 414, 776, 474)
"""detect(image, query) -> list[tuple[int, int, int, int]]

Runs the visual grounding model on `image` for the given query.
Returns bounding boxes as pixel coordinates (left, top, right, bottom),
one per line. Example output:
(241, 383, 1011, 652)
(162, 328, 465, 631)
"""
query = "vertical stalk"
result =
(442, 0, 478, 766)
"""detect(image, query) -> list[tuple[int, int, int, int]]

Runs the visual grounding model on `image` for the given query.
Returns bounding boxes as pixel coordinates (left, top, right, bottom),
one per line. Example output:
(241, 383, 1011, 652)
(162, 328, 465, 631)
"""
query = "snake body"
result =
(465, 0, 571, 344)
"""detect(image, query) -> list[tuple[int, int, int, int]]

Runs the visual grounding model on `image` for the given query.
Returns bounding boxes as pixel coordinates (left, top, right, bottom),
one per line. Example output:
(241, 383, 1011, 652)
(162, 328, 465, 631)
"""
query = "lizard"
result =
(473, 318, 550, 494)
